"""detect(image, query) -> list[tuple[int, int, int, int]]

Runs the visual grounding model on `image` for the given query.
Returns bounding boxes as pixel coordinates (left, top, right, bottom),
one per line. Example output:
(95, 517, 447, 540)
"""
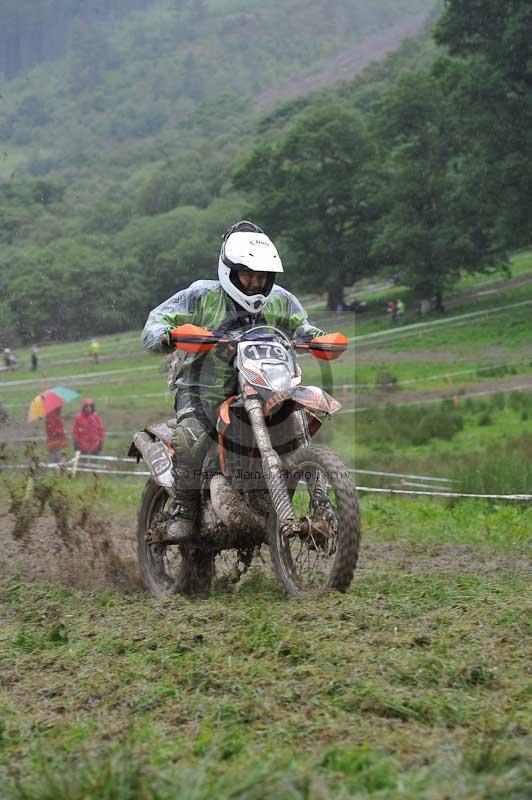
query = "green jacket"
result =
(142, 280, 323, 407)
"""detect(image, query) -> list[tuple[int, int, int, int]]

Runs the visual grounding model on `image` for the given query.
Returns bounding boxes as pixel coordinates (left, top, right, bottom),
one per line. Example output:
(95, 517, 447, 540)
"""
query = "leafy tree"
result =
(234, 106, 379, 310)
(434, 1, 532, 249)
(370, 72, 500, 301)
(435, 0, 532, 93)
(68, 19, 117, 93)
(0, 0, 449, 340)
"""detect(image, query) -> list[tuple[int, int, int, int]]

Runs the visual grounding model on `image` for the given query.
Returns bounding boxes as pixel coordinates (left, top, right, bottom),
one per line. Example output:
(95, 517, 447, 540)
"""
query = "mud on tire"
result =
(137, 479, 213, 597)
(269, 445, 360, 596)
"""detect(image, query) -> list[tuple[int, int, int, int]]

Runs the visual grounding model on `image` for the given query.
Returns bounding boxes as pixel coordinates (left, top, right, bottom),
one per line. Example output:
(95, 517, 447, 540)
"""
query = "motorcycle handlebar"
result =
(167, 324, 348, 360)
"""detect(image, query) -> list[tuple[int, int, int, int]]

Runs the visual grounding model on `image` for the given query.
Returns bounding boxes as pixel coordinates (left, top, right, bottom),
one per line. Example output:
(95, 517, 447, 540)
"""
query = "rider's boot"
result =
(166, 457, 201, 542)
(166, 488, 199, 543)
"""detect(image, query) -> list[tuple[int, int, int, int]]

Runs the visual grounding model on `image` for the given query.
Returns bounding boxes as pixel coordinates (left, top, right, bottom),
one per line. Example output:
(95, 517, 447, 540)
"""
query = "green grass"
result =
(351, 358, 532, 394)
(1, 532, 531, 800)
(2, 261, 532, 798)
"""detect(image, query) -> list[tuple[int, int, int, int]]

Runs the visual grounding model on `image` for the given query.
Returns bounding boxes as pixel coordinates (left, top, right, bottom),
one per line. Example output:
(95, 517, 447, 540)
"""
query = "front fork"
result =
(244, 397, 297, 536)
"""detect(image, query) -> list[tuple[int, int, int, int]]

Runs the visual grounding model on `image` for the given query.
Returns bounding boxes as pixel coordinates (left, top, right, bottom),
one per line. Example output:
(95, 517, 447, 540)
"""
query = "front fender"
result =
(291, 386, 341, 415)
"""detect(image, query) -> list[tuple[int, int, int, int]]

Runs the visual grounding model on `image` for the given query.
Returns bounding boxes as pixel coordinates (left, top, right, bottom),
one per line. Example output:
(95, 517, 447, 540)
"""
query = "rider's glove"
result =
(212, 328, 237, 365)
(160, 328, 177, 349)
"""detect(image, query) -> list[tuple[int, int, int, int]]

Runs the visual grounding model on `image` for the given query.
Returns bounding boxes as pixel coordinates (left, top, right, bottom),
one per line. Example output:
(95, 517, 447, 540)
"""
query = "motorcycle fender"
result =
(130, 430, 174, 490)
(291, 386, 342, 415)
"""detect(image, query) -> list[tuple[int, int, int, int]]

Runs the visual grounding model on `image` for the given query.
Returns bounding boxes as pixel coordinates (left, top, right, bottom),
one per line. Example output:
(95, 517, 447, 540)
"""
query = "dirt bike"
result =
(130, 324, 360, 597)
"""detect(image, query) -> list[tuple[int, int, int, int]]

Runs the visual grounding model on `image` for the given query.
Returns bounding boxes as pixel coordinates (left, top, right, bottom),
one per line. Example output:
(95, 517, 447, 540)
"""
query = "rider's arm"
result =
(141, 289, 195, 352)
(276, 291, 325, 340)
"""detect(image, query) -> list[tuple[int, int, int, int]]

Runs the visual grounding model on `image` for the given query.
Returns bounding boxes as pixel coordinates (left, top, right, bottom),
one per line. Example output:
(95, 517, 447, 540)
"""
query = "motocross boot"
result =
(166, 456, 201, 543)
(166, 487, 199, 543)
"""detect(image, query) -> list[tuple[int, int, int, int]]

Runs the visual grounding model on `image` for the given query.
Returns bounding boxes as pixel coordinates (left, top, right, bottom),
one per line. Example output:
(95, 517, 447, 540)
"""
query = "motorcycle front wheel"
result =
(270, 445, 360, 596)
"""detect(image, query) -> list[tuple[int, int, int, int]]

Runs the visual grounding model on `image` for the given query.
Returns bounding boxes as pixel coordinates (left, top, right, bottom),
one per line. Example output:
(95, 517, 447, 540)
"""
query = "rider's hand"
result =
(160, 328, 178, 349)
(215, 340, 237, 365)
(212, 328, 237, 364)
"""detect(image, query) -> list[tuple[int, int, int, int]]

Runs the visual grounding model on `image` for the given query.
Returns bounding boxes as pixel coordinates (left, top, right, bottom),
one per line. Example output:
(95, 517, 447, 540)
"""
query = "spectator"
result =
(45, 408, 67, 464)
(386, 299, 398, 323)
(3, 348, 17, 370)
(72, 398, 105, 455)
(433, 293, 445, 314)
(89, 339, 100, 364)
(30, 345, 39, 371)
(419, 298, 431, 316)
(396, 298, 405, 318)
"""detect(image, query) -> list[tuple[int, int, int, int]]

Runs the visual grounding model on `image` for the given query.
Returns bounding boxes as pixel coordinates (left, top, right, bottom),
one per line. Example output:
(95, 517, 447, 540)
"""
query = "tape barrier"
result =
(356, 486, 532, 500)
(0, 363, 159, 390)
(65, 456, 459, 485)
(67, 466, 150, 476)
(0, 461, 149, 477)
(353, 468, 455, 483)
(77, 454, 137, 463)
(1, 460, 530, 500)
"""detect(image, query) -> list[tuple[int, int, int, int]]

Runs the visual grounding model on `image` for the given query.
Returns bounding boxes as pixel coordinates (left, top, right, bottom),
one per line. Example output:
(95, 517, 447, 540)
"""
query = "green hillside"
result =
(0, 0, 437, 344)
(0, 0, 433, 187)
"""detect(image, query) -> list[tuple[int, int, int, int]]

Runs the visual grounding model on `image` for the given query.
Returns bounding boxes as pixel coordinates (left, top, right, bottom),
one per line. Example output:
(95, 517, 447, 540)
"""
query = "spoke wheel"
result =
(137, 480, 215, 597)
(137, 480, 261, 597)
(270, 445, 360, 596)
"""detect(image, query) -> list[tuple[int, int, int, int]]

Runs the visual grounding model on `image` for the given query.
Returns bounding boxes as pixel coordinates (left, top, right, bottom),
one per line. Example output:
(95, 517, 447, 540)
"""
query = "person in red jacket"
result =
(72, 398, 105, 455)
(45, 407, 67, 463)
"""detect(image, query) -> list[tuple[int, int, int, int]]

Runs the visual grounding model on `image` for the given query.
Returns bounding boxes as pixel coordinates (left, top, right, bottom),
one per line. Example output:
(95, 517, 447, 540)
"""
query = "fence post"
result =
(71, 450, 81, 478)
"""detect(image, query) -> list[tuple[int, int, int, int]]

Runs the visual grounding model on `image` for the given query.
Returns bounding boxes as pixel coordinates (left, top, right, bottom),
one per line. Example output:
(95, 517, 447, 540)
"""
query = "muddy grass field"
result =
(1, 264, 532, 798)
(1, 476, 531, 799)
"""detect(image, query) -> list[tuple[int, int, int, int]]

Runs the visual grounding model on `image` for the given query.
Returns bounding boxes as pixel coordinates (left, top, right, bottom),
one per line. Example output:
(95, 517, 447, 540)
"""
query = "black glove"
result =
(213, 328, 237, 365)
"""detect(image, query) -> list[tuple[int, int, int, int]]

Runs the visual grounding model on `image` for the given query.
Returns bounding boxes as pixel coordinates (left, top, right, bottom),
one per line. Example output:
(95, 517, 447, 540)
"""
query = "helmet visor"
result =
(230, 269, 276, 298)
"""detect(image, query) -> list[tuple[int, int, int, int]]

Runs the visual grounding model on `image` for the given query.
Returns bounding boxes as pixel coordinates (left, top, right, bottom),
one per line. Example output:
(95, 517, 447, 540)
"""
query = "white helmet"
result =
(218, 220, 283, 314)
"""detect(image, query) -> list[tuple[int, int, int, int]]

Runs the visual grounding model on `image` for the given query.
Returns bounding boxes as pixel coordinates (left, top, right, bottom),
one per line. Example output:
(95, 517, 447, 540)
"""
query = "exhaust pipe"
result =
(133, 431, 174, 491)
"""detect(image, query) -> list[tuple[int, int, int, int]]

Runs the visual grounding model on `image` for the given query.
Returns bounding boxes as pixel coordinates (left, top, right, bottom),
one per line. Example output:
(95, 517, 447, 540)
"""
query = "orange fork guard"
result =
(217, 396, 238, 476)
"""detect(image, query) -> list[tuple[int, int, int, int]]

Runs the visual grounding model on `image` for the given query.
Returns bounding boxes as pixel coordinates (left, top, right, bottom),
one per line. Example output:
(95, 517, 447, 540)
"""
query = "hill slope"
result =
(0, 0, 438, 343)
(0, 0, 435, 188)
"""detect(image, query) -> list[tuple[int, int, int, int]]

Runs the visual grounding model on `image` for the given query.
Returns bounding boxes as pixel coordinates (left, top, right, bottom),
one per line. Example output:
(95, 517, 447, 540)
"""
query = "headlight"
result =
(263, 364, 292, 392)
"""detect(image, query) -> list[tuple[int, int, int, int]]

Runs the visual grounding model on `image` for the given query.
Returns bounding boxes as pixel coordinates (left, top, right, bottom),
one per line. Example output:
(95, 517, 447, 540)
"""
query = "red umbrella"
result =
(28, 386, 79, 422)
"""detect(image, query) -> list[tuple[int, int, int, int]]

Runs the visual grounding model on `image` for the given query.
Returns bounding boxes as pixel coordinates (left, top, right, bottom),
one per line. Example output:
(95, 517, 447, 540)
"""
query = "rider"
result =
(142, 220, 324, 540)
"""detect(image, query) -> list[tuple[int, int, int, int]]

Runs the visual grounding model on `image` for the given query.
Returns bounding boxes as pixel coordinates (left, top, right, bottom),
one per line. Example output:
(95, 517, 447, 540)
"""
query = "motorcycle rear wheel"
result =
(137, 479, 214, 597)
(270, 445, 360, 596)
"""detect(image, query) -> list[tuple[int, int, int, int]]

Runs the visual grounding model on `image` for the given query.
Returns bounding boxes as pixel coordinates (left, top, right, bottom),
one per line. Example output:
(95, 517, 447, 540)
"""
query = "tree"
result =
(435, 0, 532, 93)
(234, 106, 379, 310)
(434, 1, 532, 250)
(370, 72, 501, 300)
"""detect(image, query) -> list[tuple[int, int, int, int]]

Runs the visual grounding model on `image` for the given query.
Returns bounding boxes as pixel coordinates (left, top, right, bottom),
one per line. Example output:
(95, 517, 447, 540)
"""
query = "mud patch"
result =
(0, 511, 141, 591)
(0, 474, 141, 591)
(360, 538, 532, 577)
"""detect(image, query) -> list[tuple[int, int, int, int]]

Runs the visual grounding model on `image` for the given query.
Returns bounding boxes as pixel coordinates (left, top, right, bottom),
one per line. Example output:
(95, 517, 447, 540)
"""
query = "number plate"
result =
(243, 343, 288, 362)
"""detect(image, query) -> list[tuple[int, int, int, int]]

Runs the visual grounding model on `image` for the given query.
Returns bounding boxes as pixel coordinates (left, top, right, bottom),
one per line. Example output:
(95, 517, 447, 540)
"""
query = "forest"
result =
(1, 0, 531, 341)
(0, 0, 157, 79)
